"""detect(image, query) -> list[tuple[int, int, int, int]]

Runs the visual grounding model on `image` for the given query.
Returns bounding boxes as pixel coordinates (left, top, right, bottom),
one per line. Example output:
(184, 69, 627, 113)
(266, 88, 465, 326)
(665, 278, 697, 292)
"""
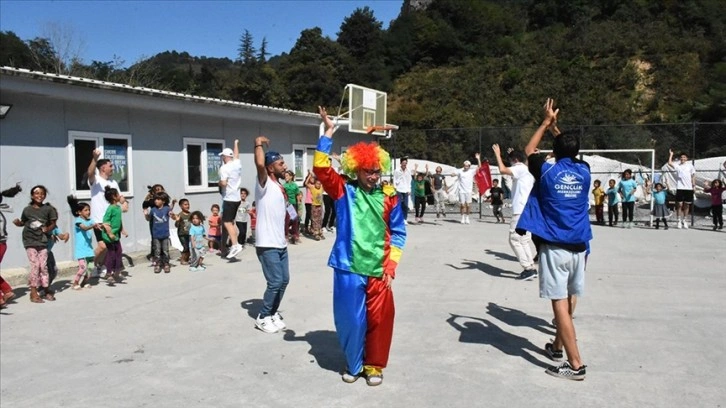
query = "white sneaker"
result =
(465, 216, 470, 224)
(255, 315, 279, 333)
(683, 221, 689, 229)
(461, 215, 465, 224)
(404, 220, 408, 225)
(226, 244, 242, 259)
(677, 220, 683, 229)
(271, 313, 287, 330)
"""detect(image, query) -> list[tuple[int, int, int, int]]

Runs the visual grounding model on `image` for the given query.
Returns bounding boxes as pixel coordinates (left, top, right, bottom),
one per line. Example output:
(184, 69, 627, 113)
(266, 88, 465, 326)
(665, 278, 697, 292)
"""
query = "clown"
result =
(313, 106, 407, 386)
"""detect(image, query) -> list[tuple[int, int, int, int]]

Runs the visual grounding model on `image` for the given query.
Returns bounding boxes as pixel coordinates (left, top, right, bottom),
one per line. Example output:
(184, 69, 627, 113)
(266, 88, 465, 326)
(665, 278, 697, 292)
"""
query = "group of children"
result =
(591, 171, 725, 230)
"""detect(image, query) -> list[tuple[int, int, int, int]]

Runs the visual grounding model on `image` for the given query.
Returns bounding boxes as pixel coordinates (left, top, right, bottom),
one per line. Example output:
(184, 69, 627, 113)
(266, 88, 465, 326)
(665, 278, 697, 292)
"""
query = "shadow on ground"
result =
(446, 313, 549, 369)
(240, 299, 264, 319)
(445, 259, 518, 279)
(486, 302, 554, 336)
(483, 249, 518, 263)
(283, 329, 344, 373)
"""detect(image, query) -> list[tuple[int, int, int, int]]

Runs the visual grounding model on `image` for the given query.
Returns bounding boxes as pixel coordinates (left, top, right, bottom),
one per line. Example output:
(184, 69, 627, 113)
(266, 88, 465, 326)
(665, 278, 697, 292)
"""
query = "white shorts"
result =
(539, 244, 585, 299)
(458, 191, 472, 205)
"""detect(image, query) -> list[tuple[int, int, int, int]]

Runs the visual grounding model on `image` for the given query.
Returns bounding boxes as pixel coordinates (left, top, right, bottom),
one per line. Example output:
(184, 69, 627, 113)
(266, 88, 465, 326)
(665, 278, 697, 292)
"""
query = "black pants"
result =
(322, 195, 336, 228)
(713, 204, 724, 228)
(414, 196, 427, 217)
(304, 203, 312, 231)
(622, 202, 634, 222)
(236, 222, 248, 245)
(608, 205, 619, 225)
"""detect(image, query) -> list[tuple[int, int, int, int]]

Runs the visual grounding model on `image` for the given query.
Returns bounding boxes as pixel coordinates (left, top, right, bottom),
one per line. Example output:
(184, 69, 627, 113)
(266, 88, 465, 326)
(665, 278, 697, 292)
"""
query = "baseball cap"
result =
(463, 160, 471, 166)
(265, 151, 283, 166)
(219, 148, 234, 157)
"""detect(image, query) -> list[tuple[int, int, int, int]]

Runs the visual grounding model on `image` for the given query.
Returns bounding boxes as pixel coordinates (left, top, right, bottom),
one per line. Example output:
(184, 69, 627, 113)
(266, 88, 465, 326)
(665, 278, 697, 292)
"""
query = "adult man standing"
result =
(492, 144, 537, 280)
(667, 149, 696, 229)
(315, 106, 406, 387)
(392, 157, 412, 224)
(253, 136, 289, 334)
(88, 149, 124, 276)
(219, 140, 244, 258)
(517, 98, 591, 380)
(455, 155, 479, 224)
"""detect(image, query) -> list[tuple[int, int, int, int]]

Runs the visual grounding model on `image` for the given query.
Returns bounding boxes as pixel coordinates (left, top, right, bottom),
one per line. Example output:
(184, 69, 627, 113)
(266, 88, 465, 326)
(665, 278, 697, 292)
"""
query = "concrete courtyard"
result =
(1, 217, 724, 407)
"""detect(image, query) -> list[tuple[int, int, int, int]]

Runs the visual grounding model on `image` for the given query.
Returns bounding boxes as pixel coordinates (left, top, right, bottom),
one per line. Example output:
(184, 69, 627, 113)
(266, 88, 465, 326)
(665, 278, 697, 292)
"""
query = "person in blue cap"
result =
(252, 136, 290, 333)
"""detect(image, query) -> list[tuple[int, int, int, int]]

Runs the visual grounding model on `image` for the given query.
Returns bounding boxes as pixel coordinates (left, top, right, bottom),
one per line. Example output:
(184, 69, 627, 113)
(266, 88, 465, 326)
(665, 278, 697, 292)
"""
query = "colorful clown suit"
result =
(313, 136, 406, 377)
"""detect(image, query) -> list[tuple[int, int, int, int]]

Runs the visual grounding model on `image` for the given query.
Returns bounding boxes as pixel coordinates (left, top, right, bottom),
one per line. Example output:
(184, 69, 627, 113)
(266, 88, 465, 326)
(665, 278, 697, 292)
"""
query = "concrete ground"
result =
(1, 215, 724, 408)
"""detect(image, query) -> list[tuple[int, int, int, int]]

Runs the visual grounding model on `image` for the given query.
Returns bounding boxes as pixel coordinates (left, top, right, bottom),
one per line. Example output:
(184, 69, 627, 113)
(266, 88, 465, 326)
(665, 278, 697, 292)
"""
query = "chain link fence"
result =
(387, 123, 726, 228)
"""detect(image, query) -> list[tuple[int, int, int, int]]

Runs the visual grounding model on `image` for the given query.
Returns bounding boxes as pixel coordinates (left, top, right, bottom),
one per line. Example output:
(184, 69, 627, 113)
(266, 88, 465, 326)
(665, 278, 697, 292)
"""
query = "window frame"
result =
(182, 137, 226, 193)
(67, 130, 134, 199)
(292, 144, 318, 182)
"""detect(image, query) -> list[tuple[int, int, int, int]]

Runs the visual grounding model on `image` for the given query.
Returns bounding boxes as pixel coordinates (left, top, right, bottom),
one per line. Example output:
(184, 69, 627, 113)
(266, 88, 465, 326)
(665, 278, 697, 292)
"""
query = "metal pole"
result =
(691, 122, 696, 227)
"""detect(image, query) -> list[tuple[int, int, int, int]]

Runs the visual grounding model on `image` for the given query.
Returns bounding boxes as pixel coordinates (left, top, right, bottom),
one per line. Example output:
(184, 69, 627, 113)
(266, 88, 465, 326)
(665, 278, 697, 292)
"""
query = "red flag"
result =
(474, 160, 492, 196)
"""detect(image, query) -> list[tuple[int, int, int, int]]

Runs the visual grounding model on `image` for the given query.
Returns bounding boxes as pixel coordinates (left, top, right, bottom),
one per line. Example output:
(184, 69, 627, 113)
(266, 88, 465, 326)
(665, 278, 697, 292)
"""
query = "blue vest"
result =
(517, 158, 592, 246)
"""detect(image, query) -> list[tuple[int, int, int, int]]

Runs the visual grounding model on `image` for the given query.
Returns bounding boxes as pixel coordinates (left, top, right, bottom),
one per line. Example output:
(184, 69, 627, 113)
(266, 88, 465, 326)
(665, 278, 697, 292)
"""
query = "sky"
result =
(0, 0, 402, 66)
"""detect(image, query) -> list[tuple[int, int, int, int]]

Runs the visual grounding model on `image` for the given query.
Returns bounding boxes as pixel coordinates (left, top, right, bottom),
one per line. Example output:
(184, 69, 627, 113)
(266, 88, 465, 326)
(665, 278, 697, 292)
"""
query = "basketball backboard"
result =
(345, 84, 387, 136)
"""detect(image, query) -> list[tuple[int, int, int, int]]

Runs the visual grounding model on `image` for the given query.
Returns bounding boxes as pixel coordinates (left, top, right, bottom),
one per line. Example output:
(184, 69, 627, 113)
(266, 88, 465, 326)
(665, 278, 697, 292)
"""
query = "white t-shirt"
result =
(254, 176, 287, 248)
(393, 167, 412, 193)
(456, 168, 475, 193)
(219, 159, 243, 202)
(673, 161, 695, 190)
(510, 163, 535, 215)
(89, 175, 120, 223)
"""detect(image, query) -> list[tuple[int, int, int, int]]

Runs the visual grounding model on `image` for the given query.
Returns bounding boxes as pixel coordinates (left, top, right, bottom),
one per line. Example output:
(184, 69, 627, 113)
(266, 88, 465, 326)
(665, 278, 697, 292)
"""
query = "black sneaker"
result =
(517, 269, 537, 281)
(545, 342, 564, 362)
(545, 361, 586, 381)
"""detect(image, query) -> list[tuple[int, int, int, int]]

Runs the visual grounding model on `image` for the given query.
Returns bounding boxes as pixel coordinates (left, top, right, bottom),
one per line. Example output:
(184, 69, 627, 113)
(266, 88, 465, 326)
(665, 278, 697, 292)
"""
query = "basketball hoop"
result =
(366, 125, 399, 135)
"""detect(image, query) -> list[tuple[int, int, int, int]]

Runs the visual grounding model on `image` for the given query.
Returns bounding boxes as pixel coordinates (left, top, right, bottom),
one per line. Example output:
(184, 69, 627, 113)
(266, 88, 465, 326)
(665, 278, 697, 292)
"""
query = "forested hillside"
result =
(2, 0, 724, 163)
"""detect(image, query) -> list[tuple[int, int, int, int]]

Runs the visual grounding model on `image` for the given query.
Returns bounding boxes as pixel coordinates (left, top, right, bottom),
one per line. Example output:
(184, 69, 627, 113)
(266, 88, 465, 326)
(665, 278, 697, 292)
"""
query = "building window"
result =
(183, 138, 224, 192)
(68, 131, 133, 198)
(292, 144, 317, 181)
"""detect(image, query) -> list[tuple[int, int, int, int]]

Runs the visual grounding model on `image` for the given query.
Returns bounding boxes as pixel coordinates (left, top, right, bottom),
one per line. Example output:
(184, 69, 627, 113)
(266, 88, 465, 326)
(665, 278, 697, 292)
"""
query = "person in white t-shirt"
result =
(492, 144, 537, 280)
(218, 140, 244, 258)
(667, 149, 696, 229)
(252, 136, 289, 334)
(454, 155, 478, 224)
(87, 149, 125, 276)
(392, 157, 412, 224)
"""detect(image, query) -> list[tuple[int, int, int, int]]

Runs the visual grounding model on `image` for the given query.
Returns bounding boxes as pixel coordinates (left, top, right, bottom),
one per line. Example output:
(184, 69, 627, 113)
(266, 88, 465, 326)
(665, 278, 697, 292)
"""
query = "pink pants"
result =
(26, 247, 49, 288)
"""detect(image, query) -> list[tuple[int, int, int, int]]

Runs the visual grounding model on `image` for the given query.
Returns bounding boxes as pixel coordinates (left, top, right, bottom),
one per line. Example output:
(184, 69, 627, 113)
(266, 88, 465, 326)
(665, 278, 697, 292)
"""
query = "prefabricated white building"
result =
(0, 67, 364, 270)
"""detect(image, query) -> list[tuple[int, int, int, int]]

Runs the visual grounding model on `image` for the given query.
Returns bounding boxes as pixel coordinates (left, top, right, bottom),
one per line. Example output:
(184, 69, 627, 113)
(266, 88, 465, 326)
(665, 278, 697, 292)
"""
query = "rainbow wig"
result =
(340, 142, 391, 177)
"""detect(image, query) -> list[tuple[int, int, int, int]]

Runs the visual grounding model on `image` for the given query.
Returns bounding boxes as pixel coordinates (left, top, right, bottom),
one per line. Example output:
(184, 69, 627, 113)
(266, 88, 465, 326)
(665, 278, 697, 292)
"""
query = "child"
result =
(306, 176, 325, 240)
(175, 198, 192, 265)
(618, 169, 638, 229)
(12, 185, 58, 303)
(704, 179, 725, 231)
(248, 201, 257, 246)
(592, 180, 605, 225)
(302, 171, 314, 235)
(101, 186, 124, 284)
(413, 166, 428, 223)
(605, 179, 621, 227)
(67, 195, 98, 289)
(145, 192, 173, 273)
(651, 183, 669, 230)
(45, 222, 69, 287)
(208, 204, 221, 252)
(189, 210, 208, 271)
(488, 179, 505, 223)
(236, 188, 251, 247)
(283, 171, 302, 244)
